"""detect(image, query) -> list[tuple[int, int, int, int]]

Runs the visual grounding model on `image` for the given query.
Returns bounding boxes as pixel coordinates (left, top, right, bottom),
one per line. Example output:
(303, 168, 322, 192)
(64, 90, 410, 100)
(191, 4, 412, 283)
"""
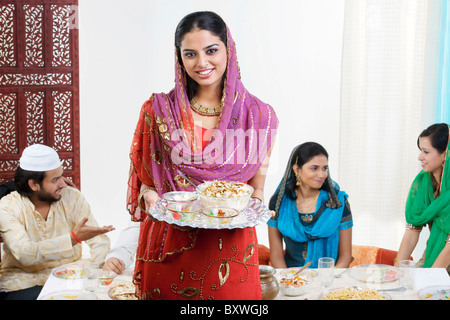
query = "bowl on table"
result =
(279, 270, 313, 297)
(196, 180, 254, 210)
(98, 270, 117, 285)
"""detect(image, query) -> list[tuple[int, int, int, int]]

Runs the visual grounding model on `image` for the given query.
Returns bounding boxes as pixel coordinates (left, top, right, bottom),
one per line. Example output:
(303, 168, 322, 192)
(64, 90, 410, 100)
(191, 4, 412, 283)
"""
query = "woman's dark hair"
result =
(417, 123, 449, 154)
(269, 142, 330, 209)
(14, 166, 45, 197)
(175, 11, 228, 100)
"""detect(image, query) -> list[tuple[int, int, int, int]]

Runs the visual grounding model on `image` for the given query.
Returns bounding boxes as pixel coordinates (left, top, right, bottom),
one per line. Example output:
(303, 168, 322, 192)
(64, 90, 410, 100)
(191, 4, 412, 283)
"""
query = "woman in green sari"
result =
(395, 123, 450, 273)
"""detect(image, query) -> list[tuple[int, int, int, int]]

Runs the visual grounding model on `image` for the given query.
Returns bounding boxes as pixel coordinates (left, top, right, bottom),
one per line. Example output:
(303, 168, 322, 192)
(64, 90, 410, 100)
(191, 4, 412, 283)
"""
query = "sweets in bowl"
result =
(162, 191, 198, 203)
(166, 201, 202, 222)
(196, 180, 254, 210)
(279, 270, 312, 296)
(201, 207, 240, 225)
(98, 270, 117, 285)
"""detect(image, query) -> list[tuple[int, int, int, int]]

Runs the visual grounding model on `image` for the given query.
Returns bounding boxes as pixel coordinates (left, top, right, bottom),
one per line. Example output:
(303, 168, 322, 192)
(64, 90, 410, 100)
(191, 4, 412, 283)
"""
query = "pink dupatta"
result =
(127, 27, 278, 221)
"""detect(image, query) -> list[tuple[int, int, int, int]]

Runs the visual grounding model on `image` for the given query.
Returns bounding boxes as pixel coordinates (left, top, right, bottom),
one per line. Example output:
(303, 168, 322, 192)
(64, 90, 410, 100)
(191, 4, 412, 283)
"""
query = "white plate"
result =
(348, 264, 399, 283)
(147, 198, 272, 229)
(38, 290, 97, 300)
(52, 265, 84, 280)
(417, 285, 450, 300)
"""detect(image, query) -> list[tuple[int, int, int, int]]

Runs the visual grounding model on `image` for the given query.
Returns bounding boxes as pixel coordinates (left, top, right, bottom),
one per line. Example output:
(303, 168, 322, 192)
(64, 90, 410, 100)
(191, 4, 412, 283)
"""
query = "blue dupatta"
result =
(270, 183, 348, 268)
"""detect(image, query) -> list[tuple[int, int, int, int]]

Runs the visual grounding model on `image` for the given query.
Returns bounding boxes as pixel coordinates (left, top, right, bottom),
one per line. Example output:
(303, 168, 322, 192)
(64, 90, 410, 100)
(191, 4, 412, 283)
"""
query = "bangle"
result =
(138, 187, 156, 212)
(406, 223, 423, 232)
(393, 258, 400, 264)
(251, 196, 263, 203)
(71, 230, 82, 244)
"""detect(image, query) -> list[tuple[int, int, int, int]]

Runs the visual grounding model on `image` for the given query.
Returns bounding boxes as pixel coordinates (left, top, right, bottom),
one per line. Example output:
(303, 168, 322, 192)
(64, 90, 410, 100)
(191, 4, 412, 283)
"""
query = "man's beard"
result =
(36, 189, 61, 203)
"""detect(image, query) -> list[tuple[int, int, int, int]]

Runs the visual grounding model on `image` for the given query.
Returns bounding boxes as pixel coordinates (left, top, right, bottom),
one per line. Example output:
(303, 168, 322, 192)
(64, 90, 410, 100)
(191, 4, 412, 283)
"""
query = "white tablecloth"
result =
(37, 266, 450, 300)
(274, 267, 450, 300)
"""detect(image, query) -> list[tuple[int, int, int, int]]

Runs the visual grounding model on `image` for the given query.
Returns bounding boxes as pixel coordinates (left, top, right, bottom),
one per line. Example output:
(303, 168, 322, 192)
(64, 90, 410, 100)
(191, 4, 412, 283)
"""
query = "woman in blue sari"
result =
(268, 142, 353, 268)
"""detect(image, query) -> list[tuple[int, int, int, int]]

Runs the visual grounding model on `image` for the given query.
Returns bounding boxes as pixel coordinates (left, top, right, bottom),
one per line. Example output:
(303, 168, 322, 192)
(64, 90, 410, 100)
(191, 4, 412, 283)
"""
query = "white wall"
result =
(78, 0, 345, 251)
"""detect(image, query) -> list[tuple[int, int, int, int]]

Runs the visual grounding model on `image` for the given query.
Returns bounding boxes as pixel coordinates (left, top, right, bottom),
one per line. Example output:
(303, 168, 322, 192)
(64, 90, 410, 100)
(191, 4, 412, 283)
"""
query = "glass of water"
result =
(83, 263, 99, 292)
(399, 260, 415, 290)
(318, 257, 335, 288)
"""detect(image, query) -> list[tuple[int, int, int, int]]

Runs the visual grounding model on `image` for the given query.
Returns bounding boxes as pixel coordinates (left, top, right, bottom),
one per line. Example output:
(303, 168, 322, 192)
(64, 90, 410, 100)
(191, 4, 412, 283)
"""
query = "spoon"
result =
(293, 261, 312, 277)
(377, 287, 407, 292)
(334, 268, 349, 278)
(349, 286, 406, 292)
(176, 170, 198, 187)
(437, 289, 450, 294)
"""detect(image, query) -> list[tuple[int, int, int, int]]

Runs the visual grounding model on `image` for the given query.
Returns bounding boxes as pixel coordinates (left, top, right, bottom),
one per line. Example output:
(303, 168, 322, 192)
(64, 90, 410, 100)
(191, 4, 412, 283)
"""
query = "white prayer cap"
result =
(19, 144, 62, 172)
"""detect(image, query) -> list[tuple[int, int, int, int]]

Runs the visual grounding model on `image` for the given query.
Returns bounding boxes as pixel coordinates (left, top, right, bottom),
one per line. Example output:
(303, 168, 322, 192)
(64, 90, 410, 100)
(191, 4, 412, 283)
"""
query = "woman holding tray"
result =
(126, 11, 278, 299)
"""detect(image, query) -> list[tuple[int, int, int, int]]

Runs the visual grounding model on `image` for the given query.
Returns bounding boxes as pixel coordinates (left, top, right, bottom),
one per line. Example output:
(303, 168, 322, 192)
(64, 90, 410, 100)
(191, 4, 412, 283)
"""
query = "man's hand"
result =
(71, 217, 114, 246)
(103, 257, 126, 274)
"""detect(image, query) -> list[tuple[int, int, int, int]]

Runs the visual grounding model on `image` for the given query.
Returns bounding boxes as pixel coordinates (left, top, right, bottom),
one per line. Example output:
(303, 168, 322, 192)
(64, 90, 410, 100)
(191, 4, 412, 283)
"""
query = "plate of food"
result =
(321, 287, 390, 300)
(108, 281, 138, 300)
(148, 181, 271, 229)
(149, 197, 271, 229)
(348, 264, 399, 283)
(417, 286, 450, 300)
(39, 290, 97, 300)
(52, 265, 84, 280)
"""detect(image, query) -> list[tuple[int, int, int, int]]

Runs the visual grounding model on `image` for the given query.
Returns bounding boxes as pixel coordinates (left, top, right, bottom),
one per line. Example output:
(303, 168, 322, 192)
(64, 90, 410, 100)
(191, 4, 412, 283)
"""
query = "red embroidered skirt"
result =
(133, 217, 262, 300)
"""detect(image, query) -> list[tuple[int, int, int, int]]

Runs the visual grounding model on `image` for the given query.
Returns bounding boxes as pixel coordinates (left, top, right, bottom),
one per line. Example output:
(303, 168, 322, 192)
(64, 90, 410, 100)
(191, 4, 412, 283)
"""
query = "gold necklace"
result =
(296, 190, 320, 213)
(190, 98, 222, 117)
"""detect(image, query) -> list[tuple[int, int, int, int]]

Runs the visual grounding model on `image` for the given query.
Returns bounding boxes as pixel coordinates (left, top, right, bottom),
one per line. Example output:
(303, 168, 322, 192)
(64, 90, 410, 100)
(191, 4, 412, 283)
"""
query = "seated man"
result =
(0, 144, 115, 300)
(103, 220, 140, 274)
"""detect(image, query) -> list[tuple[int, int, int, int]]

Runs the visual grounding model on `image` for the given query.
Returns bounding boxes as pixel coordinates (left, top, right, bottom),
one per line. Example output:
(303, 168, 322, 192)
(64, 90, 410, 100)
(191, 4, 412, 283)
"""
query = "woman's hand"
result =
(142, 189, 160, 211)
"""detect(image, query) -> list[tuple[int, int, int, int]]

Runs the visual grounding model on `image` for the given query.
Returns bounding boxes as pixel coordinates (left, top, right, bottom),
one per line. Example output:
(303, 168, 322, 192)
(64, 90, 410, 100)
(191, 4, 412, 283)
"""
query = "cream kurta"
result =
(0, 187, 110, 291)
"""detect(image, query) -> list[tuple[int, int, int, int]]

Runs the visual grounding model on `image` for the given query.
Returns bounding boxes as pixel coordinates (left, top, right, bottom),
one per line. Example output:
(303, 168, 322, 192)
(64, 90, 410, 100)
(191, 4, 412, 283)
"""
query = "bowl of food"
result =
(166, 201, 202, 222)
(279, 271, 312, 297)
(162, 191, 198, 203)
(98, 270, 117, 285)
(196, 180, 254, 210)
(201, 206, 240, 225)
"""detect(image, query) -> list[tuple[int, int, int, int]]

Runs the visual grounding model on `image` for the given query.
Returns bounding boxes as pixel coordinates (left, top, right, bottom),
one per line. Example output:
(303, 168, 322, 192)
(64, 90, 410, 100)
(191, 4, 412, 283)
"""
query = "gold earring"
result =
(295, 171, 302, 186)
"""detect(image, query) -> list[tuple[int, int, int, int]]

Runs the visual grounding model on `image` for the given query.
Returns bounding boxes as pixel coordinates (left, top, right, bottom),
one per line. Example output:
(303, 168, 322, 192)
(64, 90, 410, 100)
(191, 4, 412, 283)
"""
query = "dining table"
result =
(273, 266, 450, 300)
(37, 262, 450, 300)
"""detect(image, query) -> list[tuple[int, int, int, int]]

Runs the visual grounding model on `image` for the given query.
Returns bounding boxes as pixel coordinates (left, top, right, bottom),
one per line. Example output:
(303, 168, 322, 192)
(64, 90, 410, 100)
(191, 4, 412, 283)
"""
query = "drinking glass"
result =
(399, 260, 415, 289)
(83, 263, 99, 292)
(318, 257, 334, 287)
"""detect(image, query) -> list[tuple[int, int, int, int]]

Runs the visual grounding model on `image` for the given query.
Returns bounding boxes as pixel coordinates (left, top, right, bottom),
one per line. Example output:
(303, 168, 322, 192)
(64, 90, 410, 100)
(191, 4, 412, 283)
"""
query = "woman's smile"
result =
(197, 68, 215, 78)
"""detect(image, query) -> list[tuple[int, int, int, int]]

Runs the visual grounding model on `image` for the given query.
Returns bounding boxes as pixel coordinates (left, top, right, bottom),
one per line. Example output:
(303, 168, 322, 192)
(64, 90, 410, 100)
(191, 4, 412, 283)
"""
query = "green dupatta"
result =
(405, 124, 450, 267)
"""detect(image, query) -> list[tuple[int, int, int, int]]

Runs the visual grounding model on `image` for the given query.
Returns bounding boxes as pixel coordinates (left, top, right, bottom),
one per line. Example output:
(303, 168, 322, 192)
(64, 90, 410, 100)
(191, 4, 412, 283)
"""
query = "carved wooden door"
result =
(0, 1, 80, 187)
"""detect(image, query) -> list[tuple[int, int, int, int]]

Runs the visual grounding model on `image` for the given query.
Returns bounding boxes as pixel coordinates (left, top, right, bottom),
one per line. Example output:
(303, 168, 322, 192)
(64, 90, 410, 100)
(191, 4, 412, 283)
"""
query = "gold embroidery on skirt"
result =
(218, 260, 230, 286)
(142, 288, 162, 300)
(180, 269, 185, 283)
(171, 284, 200, 299)
(243, 242, 255, 262)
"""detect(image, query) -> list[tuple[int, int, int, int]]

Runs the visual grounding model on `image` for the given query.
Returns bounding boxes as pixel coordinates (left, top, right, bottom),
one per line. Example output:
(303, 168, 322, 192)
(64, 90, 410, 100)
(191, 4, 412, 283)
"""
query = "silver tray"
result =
(147, 198, 272, 229)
